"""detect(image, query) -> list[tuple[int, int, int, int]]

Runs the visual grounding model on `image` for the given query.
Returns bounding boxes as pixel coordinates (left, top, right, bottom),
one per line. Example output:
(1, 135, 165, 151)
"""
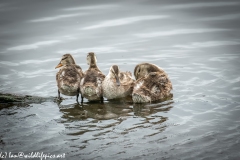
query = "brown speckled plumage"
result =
(80, 52, 105, 102)
(132, 63, 172, 103)
(134, 62, 167, 80)
(102, 65, 135, 100)
(55, 54, 84, 102)
(57, 65, 79, 84)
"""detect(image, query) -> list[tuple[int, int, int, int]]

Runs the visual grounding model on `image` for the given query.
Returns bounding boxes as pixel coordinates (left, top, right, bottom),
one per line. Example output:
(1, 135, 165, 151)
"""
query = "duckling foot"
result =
(58, 90, 61, 100)
(57, 97, 64, 101)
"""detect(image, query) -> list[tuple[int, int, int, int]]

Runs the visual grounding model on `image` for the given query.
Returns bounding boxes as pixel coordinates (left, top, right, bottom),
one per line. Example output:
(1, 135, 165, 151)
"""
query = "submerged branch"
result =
(0, 93, 58, 104)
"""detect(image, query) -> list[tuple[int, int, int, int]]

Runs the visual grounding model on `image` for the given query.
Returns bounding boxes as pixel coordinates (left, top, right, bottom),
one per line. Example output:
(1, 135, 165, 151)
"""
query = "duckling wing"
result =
(62, 66, 81, 84)
(147, 72, 172, 96)
(97, 72, 106, 82)
(119, 72, 134, 84)
(80, 69, 105, 99)
(74, 64, 84, 78)
(56, 70, 61, 87)
(82, 70, 103, 84)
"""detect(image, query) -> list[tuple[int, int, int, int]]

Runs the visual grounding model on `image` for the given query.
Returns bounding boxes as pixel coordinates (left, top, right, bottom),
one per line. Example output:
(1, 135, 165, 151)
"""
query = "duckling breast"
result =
(102, 77, 117, 99)
(102, 76, 132, 99)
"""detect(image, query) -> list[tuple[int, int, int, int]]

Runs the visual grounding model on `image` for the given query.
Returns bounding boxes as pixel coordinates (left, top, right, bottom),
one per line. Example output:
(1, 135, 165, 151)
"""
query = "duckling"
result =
(134, 62, 167, 80)
(132, 63, 172, 103)
(80, 52, 105, 102)
(55, 54, 84, 102)
(102, 65, 135, 100)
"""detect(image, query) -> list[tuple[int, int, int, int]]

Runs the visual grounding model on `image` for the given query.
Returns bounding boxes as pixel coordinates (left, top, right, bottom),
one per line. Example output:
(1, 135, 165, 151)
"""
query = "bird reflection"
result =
(57, 96, 173, 121)
(56, 98, 174, 137)
(57, 101, 133, 121)
(133, 102, 173, 117)
(133, 93, 173, 117)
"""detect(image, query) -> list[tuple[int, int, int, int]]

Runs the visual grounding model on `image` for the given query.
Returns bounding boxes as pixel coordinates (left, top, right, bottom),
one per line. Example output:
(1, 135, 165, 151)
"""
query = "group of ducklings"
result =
(55, 52, 172, 103)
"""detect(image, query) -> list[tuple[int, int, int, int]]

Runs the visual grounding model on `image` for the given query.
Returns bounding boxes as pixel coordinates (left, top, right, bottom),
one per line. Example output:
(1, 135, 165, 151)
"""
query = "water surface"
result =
(0, 0, 240, 159)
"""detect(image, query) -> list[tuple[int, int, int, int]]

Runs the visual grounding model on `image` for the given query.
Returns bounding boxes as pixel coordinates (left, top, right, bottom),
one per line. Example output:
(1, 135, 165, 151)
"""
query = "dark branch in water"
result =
(0, 93, 58, 104)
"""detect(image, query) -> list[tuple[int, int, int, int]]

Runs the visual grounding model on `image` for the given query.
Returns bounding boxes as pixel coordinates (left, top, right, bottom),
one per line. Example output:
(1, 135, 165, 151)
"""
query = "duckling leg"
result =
(76, 93, 79, 103)
(81, 95, 83, 104)
(58, 90, 61, 100)
(100, 96, 104, 103)
(76, 88, 80, 103)
(79, 89, 83, 103)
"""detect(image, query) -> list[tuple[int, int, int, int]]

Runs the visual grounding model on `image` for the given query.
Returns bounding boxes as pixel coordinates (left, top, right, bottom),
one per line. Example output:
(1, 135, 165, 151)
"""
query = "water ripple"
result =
(63, 4, 118, 11)
(135, 28, 230, 38)
(7, 40, 61, 51)
(82, 15, 169, 30)
(199, 13, 240, 21)
(162, 2, 240, 10)
(29, 13, 87, 22)
(174, 40, 240, 49)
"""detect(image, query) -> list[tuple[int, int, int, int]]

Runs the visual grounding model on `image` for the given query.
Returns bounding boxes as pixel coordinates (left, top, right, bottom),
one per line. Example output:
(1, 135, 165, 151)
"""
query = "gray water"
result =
(1, 0, 240, 159)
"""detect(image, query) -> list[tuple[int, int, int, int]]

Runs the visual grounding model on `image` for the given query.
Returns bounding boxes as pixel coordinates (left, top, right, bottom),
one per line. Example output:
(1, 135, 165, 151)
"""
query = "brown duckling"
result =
(132, 63, 172, 103)
(55, 54, 84, 102)
(80, 52, 105, 103)
(102, 65, 135, 100)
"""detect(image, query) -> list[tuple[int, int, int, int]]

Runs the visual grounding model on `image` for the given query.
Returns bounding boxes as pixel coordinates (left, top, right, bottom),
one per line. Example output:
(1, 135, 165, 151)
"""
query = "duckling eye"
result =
(137, 68, 140, 74)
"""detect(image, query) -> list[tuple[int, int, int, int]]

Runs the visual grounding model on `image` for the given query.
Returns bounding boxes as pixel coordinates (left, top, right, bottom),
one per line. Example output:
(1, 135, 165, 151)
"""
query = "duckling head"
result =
(55, 54, 76, 69)
(134, 63, 160, 80)
(110, 65, 121, 86)
(87, 52, 97, 67)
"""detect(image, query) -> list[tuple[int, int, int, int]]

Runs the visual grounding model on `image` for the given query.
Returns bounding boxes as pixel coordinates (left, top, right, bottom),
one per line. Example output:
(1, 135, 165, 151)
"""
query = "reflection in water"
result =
(57, 94, 173, 120)
(133, 100, 173, 117)
(56, 98, 174, 140)
(57, 101, 132, 121)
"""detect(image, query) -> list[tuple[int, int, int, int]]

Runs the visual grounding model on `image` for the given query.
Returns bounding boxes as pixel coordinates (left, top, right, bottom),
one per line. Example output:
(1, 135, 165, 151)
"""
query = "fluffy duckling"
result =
(132, 63, 172, 103)
(80, 52, 105, 102)
(102, 65, 135, 100)
(134, 62, 167, 80)
(55, 54, 84, 102)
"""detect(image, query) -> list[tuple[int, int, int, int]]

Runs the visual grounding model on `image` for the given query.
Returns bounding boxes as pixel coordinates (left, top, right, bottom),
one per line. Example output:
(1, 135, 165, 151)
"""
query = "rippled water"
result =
(1, 0, 240, 159)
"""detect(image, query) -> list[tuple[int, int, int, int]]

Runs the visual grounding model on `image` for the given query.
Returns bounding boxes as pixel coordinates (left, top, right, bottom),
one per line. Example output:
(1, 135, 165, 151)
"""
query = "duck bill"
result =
(115, 75, 121, 86)
(55, 63, 63, 69)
